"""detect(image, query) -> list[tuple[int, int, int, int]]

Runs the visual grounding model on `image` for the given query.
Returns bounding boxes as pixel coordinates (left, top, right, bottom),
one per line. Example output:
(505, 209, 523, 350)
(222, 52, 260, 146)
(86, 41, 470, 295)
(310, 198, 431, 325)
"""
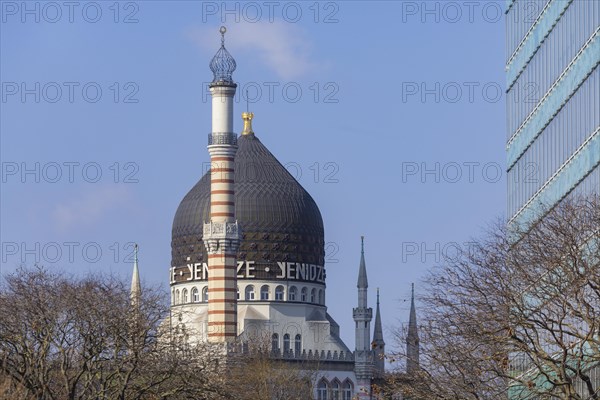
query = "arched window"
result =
(319, 289, 324, 305)
(202, 287, 208, 302)
(271, 333, 279, 353)
(245, 285, 255, 300)
(342, 380, 353, 400)
(260, 285, 269, 300)
(294, 334, 301, 355)
(237, 286, 240, 300)
(175, 289, 180, 305)
(275, 285, 284, 300)
(283, 334, 290, 353)
(182, 289, 189, 303)
(289, 286, 297, 301)
(191, 287, 199, 302)
(310, 288, 316, 303)
(331, 379, 340, 400)
(317, 379, 329, 400)
(301, 287, 308, 302)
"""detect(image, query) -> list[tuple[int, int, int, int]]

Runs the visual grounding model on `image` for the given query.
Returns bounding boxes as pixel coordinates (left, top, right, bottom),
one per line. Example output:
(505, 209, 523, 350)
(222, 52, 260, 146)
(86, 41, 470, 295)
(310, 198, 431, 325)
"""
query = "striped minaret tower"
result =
(354, 236, 373, 398)
(203, 26, 241, 343)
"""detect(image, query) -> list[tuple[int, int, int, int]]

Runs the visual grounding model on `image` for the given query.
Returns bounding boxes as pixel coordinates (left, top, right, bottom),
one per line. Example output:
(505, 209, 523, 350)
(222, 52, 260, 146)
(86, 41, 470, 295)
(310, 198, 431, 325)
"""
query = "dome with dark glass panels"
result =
(171, 132, 325, 283)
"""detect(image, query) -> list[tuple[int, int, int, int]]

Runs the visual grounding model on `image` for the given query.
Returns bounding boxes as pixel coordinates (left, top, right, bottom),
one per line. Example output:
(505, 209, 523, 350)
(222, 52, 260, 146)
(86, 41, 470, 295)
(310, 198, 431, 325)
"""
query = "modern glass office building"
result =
(506, 0, 599, 228)
(505, 1, 599, 398)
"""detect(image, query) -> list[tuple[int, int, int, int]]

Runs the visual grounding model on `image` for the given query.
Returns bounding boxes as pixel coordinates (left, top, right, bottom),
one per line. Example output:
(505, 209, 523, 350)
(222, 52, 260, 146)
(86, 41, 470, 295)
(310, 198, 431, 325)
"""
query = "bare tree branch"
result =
(387, 195, 600, 400)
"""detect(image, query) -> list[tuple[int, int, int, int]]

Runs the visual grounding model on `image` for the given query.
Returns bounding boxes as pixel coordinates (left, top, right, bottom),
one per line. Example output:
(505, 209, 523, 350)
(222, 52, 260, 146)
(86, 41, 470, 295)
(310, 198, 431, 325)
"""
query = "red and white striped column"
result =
(203, 27, 240, 343)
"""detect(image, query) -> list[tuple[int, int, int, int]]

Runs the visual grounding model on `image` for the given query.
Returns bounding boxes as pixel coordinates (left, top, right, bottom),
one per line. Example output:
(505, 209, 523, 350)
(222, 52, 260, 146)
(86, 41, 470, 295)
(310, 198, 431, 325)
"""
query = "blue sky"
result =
(1, 1, 506, 351)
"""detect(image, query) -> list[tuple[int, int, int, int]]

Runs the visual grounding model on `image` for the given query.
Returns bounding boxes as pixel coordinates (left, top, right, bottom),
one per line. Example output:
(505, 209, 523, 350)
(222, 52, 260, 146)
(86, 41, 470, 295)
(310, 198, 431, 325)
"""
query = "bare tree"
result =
(387, 196, 600, 400)
(225, 331, 318, 400)
(0, 267, 231, 400)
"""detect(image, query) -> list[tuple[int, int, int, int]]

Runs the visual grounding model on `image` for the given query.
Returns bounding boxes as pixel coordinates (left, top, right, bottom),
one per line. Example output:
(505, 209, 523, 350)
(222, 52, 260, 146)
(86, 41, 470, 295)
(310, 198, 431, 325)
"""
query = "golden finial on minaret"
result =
(241, 112, 254, 136)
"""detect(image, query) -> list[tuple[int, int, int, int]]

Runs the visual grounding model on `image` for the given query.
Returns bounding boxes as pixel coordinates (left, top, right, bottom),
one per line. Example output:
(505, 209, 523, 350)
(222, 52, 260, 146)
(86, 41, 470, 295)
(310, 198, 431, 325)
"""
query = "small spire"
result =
(409, 283, 417, 329)
(373, 288, 384, 341)
(373, 287, 385, 378)
(407, 282, 420, 374)
(246, 89, 249, 113)
(241, 112, 254, 136)
(130, 244, 141, 303)
(357, 236, 368, 288)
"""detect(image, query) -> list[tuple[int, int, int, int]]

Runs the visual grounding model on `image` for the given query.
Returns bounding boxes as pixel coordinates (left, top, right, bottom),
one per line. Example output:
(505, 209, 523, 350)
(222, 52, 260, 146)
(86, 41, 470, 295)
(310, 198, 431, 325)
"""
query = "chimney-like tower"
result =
(372, 288, 385, 378)
(203, 26, 241, 343)
(353, 236, 373, 398)
(406, 283, 420, 374)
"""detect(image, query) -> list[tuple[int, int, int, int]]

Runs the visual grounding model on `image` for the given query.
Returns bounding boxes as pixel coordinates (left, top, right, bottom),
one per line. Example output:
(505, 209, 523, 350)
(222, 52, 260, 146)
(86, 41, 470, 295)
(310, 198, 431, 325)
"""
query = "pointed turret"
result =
(353, 236, 373, 398)
(406, 283, 420, 375)
(373, 289, 383, 341)
(357, 236, 368, 289)
(372, 288, 385, 377)
(130, 244, 141, 305)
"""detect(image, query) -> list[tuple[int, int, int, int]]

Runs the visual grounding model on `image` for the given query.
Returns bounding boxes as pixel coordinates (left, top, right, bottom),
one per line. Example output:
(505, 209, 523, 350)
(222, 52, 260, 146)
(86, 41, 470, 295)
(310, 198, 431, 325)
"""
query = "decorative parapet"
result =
(204, 221, 239, 236)
(225, 344, 355, 362)
(208, 132, 238, 146)
(353, 307, 373, 320)
(274, 349, 355, 362)
(203, 221, 241, 254)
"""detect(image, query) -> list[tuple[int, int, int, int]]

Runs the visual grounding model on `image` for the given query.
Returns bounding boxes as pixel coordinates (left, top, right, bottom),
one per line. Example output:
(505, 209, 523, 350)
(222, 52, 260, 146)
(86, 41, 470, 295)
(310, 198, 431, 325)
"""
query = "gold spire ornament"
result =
(242, 112, 254, 136)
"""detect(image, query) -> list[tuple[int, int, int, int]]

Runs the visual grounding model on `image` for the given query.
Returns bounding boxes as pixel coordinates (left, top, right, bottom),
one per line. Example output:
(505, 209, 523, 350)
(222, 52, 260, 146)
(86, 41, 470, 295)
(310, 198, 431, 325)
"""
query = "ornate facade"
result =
(163, 27, 399, 398)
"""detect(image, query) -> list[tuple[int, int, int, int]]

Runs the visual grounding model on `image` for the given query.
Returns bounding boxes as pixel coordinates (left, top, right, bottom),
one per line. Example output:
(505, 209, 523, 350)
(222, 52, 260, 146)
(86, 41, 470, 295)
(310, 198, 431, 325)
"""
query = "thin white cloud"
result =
(52, 185, 133, 233)
(188, 21, 320, 80)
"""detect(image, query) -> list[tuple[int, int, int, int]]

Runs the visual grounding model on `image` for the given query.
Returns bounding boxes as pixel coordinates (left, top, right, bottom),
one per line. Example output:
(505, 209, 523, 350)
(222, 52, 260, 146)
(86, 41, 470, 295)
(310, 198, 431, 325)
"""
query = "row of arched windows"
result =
(287, 286, 324, 304)
(244, 285, 324, 304)
(173, 285, 325, 305)
(173, 287, 208, 304)
(271, 333, 302, 354)
(317, 378, 354, 400)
